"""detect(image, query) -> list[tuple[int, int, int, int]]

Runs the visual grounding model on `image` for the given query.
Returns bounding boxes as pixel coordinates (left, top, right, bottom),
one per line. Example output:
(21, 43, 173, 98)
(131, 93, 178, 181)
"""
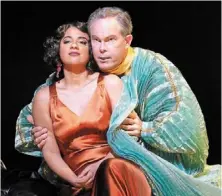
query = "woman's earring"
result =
(56, 63, 62, 78)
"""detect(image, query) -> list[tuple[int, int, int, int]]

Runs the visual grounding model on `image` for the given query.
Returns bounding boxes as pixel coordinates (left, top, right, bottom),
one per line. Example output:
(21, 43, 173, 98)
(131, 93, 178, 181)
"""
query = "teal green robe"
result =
(107, 48, 221, 195)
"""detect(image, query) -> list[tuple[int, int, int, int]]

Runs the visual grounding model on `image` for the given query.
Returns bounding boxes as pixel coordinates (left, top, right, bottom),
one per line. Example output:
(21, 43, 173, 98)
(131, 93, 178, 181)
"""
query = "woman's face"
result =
(59, 27, 90, 67)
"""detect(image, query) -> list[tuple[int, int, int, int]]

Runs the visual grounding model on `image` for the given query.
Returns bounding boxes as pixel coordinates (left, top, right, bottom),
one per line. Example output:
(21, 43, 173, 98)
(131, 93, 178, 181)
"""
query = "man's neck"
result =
(106, 47, 135, 76)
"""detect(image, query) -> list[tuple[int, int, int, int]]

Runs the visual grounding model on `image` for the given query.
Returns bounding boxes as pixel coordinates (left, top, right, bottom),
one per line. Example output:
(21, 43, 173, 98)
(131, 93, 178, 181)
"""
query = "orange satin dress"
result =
(49, 74, 151, 196)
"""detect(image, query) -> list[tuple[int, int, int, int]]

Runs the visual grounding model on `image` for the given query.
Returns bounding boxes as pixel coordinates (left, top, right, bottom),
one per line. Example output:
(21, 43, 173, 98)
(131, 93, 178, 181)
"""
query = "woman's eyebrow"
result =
(63, 36, 72, 39)
(77, 36, 89, 41)
(63, 36, 89, 41)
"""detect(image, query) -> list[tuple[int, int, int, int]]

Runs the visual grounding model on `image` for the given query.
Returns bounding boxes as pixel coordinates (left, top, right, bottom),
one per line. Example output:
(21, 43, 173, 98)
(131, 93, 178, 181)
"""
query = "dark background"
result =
(2, 1, 221, 170)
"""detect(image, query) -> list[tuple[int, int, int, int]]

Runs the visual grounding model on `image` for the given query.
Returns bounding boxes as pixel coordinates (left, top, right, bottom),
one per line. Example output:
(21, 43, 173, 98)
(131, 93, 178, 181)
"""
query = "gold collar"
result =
(105, 47, 135, 76)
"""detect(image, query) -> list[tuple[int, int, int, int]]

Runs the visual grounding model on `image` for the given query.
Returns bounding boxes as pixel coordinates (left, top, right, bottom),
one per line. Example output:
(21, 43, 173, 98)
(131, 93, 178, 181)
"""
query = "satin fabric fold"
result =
(92, 158, 151, 196)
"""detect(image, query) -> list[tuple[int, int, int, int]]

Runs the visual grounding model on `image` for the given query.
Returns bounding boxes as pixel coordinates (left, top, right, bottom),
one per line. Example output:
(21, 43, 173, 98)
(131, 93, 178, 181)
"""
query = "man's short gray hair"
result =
(88, 7, 133, 36)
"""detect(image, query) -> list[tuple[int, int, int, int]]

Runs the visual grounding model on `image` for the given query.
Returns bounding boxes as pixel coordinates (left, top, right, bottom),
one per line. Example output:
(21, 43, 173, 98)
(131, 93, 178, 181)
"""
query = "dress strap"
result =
(97, 73, 104, 85)
(49, 83, 57, 99)
(48, 83, 58, 120)
(97, 73, 112, 113)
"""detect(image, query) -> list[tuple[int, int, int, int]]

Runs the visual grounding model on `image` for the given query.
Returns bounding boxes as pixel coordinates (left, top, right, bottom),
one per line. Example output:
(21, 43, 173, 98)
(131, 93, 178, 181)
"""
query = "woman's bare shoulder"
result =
(33, 85, 50, 102)
(103, 74, 123, 88)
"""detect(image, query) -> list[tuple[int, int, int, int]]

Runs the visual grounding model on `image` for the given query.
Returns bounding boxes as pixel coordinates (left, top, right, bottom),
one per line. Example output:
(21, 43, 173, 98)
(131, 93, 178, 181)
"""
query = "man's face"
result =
(90, 17, 130, 72)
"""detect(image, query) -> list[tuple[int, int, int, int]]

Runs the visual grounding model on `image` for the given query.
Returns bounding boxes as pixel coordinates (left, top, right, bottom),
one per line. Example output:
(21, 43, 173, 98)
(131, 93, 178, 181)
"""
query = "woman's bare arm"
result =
(103, 74, 123, 158)
(104, 74, 123, 111)
(32, 86, 88, 187)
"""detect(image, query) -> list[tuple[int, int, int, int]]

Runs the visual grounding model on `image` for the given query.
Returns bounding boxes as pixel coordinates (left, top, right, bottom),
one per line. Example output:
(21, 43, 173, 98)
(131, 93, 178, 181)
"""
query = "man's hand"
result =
(27, 112, 49, 149)
(120, 111, 142, 138)
(31, 126, 48, 149)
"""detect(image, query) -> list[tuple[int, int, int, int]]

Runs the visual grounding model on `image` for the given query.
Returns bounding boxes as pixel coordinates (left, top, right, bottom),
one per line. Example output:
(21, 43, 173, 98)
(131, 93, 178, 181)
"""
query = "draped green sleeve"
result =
(107, 47, 221, 196)
(137, 50, 208, 175)
(14, 74, 55, 157)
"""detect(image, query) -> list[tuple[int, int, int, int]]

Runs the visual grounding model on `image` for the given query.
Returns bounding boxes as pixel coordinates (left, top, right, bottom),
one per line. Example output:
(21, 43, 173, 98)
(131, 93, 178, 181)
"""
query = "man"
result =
(15, 7, 221, 195)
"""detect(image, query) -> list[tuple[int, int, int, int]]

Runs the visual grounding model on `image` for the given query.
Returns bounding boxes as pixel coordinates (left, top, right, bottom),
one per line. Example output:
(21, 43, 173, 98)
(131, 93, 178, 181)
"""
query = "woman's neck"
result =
(62, 67, 92, 88)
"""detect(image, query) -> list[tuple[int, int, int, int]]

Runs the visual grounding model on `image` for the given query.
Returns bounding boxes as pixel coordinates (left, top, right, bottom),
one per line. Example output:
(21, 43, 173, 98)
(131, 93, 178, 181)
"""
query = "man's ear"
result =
(125, 34, 133, 48)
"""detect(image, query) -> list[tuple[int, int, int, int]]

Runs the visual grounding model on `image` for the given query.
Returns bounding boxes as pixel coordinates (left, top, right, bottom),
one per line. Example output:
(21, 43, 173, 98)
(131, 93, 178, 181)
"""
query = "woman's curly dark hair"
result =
(43, 21, 98, 81)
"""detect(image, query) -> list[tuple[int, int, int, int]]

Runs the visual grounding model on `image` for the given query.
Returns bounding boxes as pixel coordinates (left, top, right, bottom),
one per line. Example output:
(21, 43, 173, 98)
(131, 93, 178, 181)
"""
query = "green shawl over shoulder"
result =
(107, 47, 221, 196)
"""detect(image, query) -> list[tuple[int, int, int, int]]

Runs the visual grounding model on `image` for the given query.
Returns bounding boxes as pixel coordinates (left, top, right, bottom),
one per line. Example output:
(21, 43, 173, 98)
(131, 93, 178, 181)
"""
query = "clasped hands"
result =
(71, 160, 101, 195)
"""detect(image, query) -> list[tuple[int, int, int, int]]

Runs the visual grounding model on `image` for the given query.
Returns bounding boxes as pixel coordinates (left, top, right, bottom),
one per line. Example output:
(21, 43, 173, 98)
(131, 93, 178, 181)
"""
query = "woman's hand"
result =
(77, 160, 102, 190)
(77, 152, 114, 190)
(71, 172, 93, 195)
(71, 174, 92, 188)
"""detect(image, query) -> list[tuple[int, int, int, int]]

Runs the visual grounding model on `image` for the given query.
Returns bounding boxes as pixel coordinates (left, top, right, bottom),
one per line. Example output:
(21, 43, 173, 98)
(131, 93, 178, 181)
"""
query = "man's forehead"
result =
(91, 34, 119, 41)
(90, 18, 122, 38)
(90, 17, 121, 31)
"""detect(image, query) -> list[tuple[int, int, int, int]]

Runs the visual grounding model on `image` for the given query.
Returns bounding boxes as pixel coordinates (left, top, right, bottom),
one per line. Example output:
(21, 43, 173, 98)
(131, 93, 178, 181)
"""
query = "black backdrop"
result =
(2, 1, 221, 171)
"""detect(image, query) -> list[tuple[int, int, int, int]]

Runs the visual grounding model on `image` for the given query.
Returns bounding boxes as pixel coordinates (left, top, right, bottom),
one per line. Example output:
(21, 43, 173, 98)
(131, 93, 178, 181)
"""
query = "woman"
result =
(32, 21, 151, 196)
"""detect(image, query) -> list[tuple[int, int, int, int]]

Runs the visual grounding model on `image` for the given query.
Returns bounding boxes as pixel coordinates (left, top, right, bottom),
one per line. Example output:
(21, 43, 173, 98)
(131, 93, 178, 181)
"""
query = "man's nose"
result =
(99, 42, 107, 53)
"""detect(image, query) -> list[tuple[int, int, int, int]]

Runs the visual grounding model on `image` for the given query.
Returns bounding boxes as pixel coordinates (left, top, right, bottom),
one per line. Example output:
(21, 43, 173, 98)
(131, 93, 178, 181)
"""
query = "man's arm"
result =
(15, 83, 49, 157)
(138, 52, 208, 155)
(15, 73, 55, 157)
(120, 50, 208, 157)
(110, 49, 209, 175)
(15, 73, 55, 156)
(15, 102, 43, 156)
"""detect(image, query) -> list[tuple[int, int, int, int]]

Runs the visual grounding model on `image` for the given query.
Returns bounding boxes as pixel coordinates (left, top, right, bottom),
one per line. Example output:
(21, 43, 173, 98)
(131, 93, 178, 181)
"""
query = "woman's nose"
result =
(71, 41, 79, 48)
